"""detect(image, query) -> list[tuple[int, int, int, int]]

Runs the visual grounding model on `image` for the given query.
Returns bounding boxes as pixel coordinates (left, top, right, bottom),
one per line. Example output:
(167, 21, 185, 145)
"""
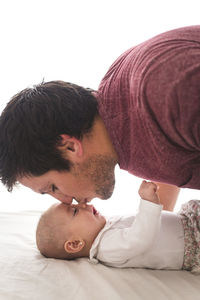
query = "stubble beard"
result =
(74, 154, 117, 200)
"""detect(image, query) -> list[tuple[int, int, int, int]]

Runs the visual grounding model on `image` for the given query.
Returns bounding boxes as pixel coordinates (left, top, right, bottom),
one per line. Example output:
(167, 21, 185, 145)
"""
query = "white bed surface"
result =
(0, 211, 200, 300)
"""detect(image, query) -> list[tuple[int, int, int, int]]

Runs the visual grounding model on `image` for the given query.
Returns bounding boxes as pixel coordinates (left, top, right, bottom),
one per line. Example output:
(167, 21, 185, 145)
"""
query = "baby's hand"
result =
(138, 180, 160, 204)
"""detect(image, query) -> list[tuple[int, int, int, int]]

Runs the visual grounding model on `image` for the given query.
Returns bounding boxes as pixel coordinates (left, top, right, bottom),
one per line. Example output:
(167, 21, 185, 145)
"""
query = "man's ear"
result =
(57, 134, 83, 161)
(64, 238, 85, 254)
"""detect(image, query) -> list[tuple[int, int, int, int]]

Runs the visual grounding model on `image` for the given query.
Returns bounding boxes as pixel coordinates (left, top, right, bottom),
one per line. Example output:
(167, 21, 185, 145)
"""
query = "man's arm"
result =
(153, 182, 180, 211)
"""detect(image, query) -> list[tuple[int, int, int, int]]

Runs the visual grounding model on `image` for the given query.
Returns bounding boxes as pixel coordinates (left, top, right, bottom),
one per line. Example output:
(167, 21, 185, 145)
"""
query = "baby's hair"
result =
(36, 206, 75, 260)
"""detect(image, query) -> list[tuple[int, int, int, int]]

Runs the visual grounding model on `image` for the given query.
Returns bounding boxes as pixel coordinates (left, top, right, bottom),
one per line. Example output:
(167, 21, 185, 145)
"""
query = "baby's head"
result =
(36, 203, 106, 259)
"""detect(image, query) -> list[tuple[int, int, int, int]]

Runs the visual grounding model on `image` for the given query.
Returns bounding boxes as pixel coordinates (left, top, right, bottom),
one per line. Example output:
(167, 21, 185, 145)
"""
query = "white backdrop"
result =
(0, 0, 200, 214)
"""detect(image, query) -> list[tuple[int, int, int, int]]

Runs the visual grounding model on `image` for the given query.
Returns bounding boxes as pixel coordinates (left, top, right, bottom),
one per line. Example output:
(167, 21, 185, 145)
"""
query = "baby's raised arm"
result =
(138, 181, 160, 205)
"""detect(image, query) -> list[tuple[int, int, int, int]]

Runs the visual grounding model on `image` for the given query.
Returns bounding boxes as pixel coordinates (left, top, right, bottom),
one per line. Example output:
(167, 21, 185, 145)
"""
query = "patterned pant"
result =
(178, 200, 200, 274)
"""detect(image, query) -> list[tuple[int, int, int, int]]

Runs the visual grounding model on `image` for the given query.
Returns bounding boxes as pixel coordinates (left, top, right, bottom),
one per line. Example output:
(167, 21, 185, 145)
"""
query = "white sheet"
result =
(0, 211, 200, 300)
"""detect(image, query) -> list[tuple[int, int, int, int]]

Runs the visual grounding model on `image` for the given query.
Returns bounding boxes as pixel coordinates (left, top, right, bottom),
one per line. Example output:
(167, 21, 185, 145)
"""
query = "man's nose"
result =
(54, 194, 73, 205)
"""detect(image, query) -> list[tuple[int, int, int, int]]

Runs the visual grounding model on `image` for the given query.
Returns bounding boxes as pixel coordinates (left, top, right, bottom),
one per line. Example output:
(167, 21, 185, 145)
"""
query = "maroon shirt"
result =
(97, 26, 200, 189)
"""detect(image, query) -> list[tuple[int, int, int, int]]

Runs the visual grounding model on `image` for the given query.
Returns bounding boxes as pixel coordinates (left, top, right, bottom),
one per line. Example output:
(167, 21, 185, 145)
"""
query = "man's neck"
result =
(82, 116, 118, 161)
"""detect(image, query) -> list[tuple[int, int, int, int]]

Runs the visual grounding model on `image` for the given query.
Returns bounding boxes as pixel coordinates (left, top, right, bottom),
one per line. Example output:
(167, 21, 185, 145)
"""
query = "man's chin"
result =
(96, 181, 115, 200)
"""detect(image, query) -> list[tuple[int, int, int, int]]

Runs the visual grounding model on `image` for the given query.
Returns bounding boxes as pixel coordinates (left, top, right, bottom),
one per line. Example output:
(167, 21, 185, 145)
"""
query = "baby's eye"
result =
(51, 184, 58, 193)
(73, 207, 78, 216)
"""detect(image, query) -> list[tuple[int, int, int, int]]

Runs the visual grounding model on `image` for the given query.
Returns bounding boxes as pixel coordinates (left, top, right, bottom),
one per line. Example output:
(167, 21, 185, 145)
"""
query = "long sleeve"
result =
(93, 200, 163, 265)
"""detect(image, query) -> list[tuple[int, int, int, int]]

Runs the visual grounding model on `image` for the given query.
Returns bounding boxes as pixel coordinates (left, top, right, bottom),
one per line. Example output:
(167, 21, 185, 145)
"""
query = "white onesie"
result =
(89, 200, 184, 270)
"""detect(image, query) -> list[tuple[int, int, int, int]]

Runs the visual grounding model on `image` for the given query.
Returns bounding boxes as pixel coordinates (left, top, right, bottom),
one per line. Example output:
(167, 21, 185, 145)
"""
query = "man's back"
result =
(97, 25, 200, 188)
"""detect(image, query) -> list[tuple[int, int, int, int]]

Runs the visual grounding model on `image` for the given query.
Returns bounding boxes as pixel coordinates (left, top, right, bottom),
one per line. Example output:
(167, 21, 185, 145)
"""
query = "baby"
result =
(36, 181, 200, 273)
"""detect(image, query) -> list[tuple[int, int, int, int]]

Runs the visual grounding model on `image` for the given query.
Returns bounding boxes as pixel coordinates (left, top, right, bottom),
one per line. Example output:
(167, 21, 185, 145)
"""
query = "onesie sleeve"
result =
(97, 199, 163, 264)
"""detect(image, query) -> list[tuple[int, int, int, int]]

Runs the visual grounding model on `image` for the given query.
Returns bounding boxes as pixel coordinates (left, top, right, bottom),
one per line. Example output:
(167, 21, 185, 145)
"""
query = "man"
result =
(1, 25, 200, 210)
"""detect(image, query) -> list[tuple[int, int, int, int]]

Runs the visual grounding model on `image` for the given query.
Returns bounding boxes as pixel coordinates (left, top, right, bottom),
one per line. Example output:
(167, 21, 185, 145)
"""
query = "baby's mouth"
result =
(92, 206, 98, 215)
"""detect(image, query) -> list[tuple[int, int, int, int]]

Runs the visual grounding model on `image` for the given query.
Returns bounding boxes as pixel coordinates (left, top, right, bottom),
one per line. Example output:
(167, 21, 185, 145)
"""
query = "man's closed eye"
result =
(51, 184, 58, 193)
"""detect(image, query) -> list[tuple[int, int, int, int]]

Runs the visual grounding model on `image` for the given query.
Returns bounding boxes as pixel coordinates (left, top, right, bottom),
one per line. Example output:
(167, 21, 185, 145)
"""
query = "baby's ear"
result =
(64, 238, 85, 254)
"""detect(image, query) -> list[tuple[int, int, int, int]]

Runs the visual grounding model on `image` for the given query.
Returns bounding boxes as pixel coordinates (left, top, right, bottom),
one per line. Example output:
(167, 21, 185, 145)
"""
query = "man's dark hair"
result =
(0, 80, 99, 191)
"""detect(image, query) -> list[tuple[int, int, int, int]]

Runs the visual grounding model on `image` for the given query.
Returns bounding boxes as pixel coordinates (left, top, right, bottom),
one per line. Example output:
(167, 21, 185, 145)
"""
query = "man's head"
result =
(0, 80, 118, 203)
(36, 203, 106, 259)
(0, 80, 98, 191)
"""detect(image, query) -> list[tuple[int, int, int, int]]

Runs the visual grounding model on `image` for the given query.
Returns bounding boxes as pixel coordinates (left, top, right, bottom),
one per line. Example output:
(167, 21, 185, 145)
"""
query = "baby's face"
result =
(50, 203, 106, 243)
